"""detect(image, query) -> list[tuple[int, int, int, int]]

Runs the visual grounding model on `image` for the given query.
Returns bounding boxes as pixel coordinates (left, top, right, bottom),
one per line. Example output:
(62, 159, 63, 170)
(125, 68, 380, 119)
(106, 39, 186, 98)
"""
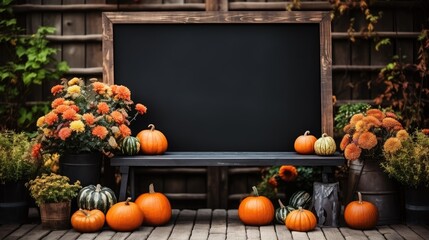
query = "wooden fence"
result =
(11, 0, 427, 209)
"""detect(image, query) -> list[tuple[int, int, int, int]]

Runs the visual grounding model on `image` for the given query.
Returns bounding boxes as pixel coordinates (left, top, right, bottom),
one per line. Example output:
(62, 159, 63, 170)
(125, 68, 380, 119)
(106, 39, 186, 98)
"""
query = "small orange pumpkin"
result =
(71, 209, 105, 233)
(344, 192, 378, 230)
(238, 186, 274, 226)
(135, 183, 172, 226)
(106, 197, 144, 231)
(136, 124, 168, 155)
(285, 207, 317, 232)
(294, 130, 317, 154)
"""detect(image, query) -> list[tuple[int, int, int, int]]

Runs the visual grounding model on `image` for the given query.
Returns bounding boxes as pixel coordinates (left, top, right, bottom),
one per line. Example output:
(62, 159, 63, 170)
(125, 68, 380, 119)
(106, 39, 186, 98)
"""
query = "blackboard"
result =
(102, 12, 333, 151)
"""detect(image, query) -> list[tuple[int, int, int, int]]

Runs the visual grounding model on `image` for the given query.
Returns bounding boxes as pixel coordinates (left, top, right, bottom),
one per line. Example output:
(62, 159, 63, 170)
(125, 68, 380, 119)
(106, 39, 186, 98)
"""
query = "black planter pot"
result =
(404, 186, 429, 224)
(59, 152, 102, 187)
(0, 181, 29, 224)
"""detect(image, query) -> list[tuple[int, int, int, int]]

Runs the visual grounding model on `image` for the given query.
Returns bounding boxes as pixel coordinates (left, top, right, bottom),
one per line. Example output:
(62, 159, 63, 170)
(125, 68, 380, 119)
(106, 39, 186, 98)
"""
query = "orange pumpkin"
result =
(135, 183, 172, 226)
(106, 197, 144, 231)
(238, 186, 274, 226)
(294, 130, 317, 154)
(344, 192, 378, 229)
(136, 124, 168, 155)
(71, 209, 105, 233)
(285, 207, 317, 232)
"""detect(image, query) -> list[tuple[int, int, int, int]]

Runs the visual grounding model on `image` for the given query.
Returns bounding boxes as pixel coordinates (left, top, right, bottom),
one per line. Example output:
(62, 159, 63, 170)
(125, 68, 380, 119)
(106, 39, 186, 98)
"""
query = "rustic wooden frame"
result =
(102, 11, 333, 136)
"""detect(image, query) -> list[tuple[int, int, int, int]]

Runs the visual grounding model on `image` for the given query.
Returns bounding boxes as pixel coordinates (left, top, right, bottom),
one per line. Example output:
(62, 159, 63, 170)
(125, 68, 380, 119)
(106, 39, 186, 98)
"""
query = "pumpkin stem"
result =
(252, 186, 259, 196)
(304, 130, 310, 136)
(357, 192, 363, 203)
(298, 206, 303, 211)
(148, 124, 155, 131)
(79, 208, 90, 217)
(125, 197, 132, 205)
(149, 183, 155, 193)
(322, 133, 328, 138)
(278, 199, 286, 208)
(96, 184, 102, 192)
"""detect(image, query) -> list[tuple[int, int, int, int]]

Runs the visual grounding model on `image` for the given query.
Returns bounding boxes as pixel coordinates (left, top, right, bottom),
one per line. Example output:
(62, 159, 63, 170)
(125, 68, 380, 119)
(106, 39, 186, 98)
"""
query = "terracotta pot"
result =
(39, 201, 71, 230)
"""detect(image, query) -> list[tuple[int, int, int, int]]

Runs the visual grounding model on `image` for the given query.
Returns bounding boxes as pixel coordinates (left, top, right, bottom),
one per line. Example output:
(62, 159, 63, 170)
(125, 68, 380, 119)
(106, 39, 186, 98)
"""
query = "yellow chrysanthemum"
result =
(383, 137, 402, 154)
(67, 85, 81, 97)
(36, 116, 45, 127)
(70, 120, 85, 133)
(68, 77, 80, 86)
(396, 129, 409, 141)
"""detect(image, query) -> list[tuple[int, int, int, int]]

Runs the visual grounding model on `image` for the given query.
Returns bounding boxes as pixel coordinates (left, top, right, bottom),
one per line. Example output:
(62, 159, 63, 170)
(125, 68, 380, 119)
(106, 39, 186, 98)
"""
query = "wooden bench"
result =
(111, 152, 345, 201)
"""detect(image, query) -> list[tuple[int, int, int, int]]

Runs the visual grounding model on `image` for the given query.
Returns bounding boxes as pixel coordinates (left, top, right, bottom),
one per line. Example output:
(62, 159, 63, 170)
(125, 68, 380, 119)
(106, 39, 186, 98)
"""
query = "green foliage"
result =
(381, 131, 429, 188)
(27, 173, 81, 206)
(0, 130, 38, 182)
(334, 103, 371, 133)
(0, 0, 69, 131)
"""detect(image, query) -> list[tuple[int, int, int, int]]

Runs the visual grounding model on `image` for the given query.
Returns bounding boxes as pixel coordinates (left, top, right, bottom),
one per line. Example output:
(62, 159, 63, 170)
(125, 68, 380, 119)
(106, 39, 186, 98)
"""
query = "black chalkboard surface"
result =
(102, 12, 333, 152)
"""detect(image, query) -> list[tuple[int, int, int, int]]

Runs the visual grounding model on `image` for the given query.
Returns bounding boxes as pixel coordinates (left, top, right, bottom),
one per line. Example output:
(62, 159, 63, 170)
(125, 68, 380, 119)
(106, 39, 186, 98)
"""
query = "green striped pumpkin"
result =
(275, 199, 295, 224)
(121, 136, 140, 155)
(77, 184, 117, 214)
(289, 191, 312, 209)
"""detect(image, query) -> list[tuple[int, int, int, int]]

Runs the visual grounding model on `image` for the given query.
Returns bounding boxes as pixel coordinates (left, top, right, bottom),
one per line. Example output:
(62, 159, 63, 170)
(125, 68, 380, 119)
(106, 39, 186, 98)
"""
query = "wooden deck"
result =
(1, 209, 428, 240)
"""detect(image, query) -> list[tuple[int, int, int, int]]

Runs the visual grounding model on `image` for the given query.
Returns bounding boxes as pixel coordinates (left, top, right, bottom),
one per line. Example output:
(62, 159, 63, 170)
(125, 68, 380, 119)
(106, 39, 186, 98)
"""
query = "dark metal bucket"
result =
(347, 159, 402, 225)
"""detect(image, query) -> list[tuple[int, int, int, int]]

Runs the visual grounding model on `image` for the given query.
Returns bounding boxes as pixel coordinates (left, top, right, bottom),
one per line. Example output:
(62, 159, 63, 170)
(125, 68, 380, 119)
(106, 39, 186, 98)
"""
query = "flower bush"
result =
(381, 130, 429, 188)
(27, 173, 81, 206)
(32, 77, 147, 158)
(339, 108, 408, 161)
(257, 165, 321, 200)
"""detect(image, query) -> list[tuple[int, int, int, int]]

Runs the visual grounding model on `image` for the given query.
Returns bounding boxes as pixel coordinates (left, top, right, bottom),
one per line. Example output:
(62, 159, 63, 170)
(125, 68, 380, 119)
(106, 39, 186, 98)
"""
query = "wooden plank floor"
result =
(1, 209, 428, 240)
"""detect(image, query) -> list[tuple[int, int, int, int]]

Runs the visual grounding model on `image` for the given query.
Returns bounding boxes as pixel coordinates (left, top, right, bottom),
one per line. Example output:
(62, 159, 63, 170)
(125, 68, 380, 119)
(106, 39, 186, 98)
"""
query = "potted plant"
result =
(27, 173, 81, 229)
(339, 107, 407, 224)
(31, 77, 148, 186)
(0, 130, 38, 224)
(381, 130, 429, 224)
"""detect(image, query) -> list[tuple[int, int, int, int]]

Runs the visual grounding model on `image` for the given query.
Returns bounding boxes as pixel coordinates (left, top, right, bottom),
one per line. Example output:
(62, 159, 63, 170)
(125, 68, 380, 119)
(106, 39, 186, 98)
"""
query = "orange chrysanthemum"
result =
(97, 102, 110, 114)
(31, 143, 42, 159)
(278, 165, 298, 182)
(385, 111, 398, 119)
(70, 104, 80, 113)
(114, 85, 131, 101)
(382, 117, 403, 130)
(422, 129, 429, 135)
(44, 112, 59, 125)
(58, 127, 72, 140)
(344, 143, 361, 161)
(51, 98, 65, 108)
(55, 104, 69, 114)
(111, 111, 125, 124)
(135, 103, 147, 115)
(383, 137, 402, 154)
(343, 123, 353, 133)
(350, 113, 364, 125)
(92, 82, 107, 94)
(82, 113, 95, 125)
(62, 108, 77, 120)
(366, 109, 385, 121)
(362, 116, 382, 128)
(396, 129, 409, 141)
(268, 176, 278, 187)
(119, 124, 131, 138)
(51, 85, 64, 95)
(340, 134, 351, 151)
(357, 131, 378, 150)
(92, 126, 108, 139)
(355, 120, 369, 133)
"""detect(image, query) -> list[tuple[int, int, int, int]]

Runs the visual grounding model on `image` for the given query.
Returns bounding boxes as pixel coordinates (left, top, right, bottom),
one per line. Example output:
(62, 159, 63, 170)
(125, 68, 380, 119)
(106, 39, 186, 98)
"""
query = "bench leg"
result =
(118, 166, 130, 201)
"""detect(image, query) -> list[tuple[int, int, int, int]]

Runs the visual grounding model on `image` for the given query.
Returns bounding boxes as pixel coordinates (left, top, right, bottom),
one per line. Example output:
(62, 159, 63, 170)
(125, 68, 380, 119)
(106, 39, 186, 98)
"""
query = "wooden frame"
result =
(102, 11, 333, 136)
